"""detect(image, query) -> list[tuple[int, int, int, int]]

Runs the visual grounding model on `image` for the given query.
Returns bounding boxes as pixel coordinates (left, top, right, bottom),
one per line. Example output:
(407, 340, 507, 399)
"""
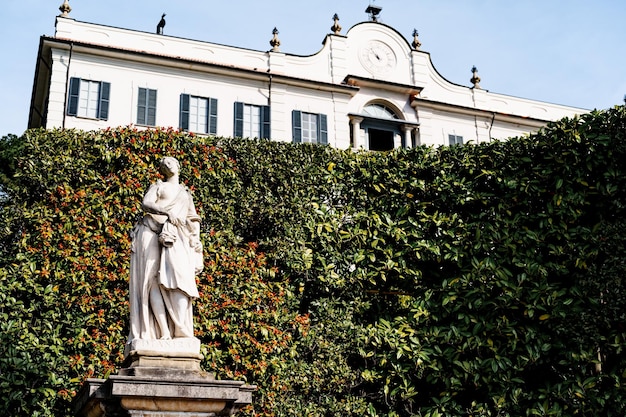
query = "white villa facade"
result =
(29, 5, 587, 150)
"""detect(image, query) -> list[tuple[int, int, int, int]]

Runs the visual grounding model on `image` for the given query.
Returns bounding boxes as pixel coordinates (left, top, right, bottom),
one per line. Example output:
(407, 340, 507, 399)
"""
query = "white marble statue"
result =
(128, 157, 203, 344)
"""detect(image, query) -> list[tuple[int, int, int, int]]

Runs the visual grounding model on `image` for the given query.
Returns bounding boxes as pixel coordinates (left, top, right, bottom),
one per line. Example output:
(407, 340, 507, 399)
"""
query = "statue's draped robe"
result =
(128, 183, 202, 342)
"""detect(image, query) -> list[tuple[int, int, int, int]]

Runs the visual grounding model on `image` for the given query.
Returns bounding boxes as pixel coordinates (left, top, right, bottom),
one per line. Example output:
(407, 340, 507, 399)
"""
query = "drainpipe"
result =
(267, 70, 272, 107)
(267, 70, 272, 138)
(488, 112, 495, 142)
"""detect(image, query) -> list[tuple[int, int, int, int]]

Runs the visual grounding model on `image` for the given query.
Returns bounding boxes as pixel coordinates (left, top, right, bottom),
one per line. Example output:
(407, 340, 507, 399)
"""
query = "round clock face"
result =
(359, 40, 396, 74)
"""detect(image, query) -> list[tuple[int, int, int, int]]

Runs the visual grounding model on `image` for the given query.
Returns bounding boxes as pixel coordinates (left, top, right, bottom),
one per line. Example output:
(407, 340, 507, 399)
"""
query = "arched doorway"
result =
(362, 103, 400, 151)
(348, 101, 419, 150)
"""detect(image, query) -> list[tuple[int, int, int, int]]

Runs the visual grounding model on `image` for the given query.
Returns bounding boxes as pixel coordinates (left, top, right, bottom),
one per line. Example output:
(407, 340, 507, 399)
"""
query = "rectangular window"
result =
(137, 87, 157, 126)
(67, 77, 110, 120)
(233, 102, 270, 139)
(448, 134, 463, 146)
(292, 111, 328, 145)
(243, 104, 260, 138)
(301, 112, 318, 143)
(180, 94, 217, 134)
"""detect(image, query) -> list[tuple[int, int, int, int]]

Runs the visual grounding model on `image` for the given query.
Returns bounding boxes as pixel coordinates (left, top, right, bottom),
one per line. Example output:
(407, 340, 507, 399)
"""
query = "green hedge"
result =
(1, 106, 626, 416)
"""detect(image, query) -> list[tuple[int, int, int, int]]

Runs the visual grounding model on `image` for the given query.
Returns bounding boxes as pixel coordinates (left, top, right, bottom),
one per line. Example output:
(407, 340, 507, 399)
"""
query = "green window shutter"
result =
(292, 110, 302, 143)
(233, 102, 244, 138)
(137, 88, 147, 125)
(208, 98, 218, 135)
(179, 94, 190, 130)
(318, 113, 328, 145)
(98, 82, 110, 120)
(67, 77, 80, 116)
(261, 105, 270, 139)
(147, 89, 157, 126)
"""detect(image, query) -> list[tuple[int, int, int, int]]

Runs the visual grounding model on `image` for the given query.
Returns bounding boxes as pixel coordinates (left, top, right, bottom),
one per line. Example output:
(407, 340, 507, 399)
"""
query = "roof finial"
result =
(412, 29, 421, 50)
(270, 27, 281, 52)
(331, 13, 342, 35)
(58, 0, 71, 17)
(471, 66, 482, 89)
(365, 3, 382, 22)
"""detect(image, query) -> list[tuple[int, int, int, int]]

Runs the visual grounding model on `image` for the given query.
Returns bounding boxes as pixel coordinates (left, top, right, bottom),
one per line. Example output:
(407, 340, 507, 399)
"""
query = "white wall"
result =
(43, 17, 587, 149)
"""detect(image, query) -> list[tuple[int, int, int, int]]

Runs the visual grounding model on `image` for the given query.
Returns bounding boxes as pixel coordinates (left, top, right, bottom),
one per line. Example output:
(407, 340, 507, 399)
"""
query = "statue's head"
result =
(159, 156, 180, 177)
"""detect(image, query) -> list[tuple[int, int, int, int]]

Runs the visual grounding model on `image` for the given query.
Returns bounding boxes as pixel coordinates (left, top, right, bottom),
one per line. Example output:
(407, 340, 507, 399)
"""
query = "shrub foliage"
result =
(1, 106, 626, 416)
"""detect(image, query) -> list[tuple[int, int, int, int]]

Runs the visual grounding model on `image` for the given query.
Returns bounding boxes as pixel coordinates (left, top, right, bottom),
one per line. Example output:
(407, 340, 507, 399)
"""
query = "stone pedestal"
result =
(73, 339, 255, 417)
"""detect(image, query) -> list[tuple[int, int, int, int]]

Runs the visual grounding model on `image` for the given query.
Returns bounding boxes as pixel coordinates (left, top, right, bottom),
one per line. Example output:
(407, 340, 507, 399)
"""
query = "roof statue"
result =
(157, 13, 166, 35)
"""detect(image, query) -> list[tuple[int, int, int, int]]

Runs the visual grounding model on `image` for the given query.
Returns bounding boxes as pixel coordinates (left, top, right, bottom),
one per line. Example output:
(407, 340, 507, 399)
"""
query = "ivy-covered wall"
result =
(1, 106, 626, 416)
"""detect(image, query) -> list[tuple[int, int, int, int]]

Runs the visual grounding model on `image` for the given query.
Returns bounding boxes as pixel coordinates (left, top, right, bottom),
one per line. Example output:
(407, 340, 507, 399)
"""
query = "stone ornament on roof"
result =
(412, 29, 422, 50)
(270, 27, 281, 52)
(58, 0, 71, 17)
(471, 66, 482, 89)
(331, 13, 342, 35)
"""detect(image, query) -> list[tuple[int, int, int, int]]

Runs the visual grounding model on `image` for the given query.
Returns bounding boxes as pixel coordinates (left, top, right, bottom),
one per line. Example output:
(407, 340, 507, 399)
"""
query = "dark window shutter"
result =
(179, 94, 190, 130)
(233, 102, 244, 138)
(147, 89, 157, 126)
(98, 82, 110, 120)
(67, 77, 80, 116)
(292, 110, 302, 143)
(137, 88, 147, 125)
(208, 98, 218, 134)
(261, 105, 270, 139)
(318, 113, 328, 145)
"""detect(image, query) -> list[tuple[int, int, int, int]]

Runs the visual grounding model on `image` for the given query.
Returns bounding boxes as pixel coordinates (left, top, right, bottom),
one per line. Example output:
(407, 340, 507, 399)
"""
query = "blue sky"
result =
(1, 0, 625, 137)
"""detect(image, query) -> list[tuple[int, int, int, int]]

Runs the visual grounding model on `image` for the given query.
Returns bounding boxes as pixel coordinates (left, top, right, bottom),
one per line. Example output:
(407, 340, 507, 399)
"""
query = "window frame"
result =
(292, 110, 328, 145)
(67, 77, 110, 120)
(301, 112, 318, 143)
(180, 94, 217, 134)
(137, 87, 157, 126)
(448, 134, 464, 146)
(233, 102, 270, 139)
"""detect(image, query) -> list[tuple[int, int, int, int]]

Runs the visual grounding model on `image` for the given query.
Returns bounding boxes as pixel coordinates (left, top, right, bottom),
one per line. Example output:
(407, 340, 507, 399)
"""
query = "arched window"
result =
(359, 103, 401, 151)
(362, 103, 400, 120)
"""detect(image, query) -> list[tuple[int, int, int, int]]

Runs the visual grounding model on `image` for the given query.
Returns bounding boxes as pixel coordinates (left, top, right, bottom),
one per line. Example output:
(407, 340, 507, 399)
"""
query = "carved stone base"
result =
(74, 376, 255, 417)
(124, 337, 202, 359)
(73, 339, 255, 416)
(122, 338, 207, 378)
